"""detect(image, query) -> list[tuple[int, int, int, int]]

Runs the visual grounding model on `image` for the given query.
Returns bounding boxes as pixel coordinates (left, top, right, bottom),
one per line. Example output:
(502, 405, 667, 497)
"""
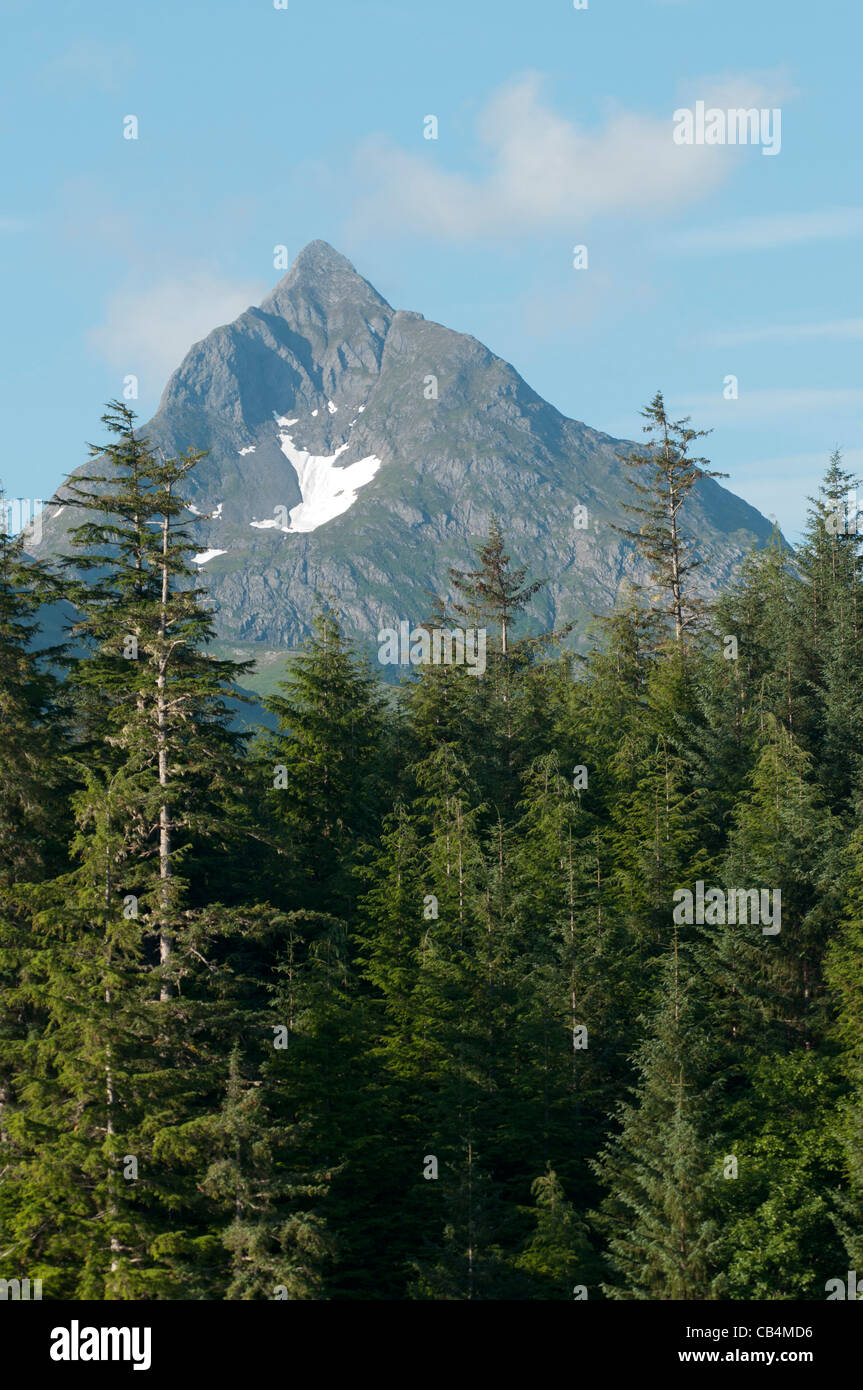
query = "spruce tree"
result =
(261, 602, 387, 920)
(592, 937, 726, 1299)
(795, 450, 863, 811)
(195, 1045, 333, 1299)
(445, 517, 561, 820)
(516, 1166, 600, 1299)
(0, 503, 71, 1282)
(826, 819, 863, 1272)
(614, 392, 726, 647)
(1, 404, 258, 1297)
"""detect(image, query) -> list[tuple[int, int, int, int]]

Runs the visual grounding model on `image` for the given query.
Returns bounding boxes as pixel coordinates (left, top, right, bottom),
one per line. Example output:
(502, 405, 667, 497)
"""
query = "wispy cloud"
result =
(348, 72, 780, 241)
(89, 271, 268, 392)
(742, 449, 863, 479)
(41, 40, 136, 94)
(517, 269, 657, 342)
(727, 450, 863, 535)
(681, 387, 863, 420)
(667, 207, 863, 255)
(705, 319, 863, 347)
(675, 67, 798, 110)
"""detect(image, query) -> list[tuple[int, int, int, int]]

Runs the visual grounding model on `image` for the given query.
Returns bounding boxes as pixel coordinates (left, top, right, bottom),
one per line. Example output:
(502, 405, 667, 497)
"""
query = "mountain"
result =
(30, 240, 775, 668)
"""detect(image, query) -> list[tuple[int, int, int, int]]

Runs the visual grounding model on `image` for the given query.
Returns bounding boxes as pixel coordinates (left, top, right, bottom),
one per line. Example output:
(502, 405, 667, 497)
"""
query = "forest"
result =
(0, 393, 861, 1301)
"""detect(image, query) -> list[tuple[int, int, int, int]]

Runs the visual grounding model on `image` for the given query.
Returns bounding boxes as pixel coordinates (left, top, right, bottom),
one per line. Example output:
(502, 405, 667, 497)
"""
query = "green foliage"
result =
(0, 401, 857, 1300)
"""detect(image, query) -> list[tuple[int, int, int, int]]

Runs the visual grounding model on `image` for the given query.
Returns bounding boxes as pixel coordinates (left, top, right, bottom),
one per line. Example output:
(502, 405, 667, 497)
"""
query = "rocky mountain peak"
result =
(32, 243, 776, 660)
(260, 240, 393, 323)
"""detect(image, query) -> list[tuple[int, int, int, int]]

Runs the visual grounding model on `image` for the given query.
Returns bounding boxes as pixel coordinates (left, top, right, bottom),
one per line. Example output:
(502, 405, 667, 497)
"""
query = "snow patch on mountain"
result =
(193, 549, 227, 565)
(275, 420, 382, 533)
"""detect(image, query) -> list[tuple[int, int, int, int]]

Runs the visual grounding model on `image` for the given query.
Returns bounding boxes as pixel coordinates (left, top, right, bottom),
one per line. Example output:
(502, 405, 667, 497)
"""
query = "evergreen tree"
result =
(444, 517, 563, 821)
(195, 1045, 333, 1299)
(795, 450, 863, 810)
(261, 602, 387, 920)
(726, 715, 839, 1050)
(2, 386, 858, 1302)
(516, 1166, 600, 1299)
(826, 819, 863, 1271)
(0, 404, 257, 1297)
(409, 1141, 523, 1300)
(592, 938, 726, 1299)
(0, 499, 70, 1226)
(448, 515, 545, 659)
(614, 392, 726, 647)
(0, 496, 69, 882)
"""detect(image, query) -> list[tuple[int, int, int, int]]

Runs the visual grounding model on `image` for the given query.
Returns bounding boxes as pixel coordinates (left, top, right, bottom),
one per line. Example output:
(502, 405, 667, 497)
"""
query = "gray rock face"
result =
(32, 240, 775, 652)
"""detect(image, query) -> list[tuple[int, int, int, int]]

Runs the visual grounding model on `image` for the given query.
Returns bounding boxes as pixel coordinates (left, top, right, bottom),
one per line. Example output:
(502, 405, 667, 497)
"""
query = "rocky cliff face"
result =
(31, 240, 774, 656)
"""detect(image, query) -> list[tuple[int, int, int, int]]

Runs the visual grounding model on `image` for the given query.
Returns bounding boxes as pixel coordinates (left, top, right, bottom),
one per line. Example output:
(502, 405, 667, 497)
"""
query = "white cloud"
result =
(741, 449, 863, 478)
(42, 40, 136, 94)
(518, 269, 657, 341)
(349, 72, 775, 240)
(705, 319, 863, 347)
(667, 207, 863, 254)
(89, 271, 268, 390)
(681, 388, 863, 420)
(725, 450, 863, 537)
(675, 67, 798, 111)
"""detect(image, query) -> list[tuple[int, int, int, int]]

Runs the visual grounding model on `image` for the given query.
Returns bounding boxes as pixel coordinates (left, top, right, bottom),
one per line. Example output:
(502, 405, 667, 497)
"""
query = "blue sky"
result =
(1, 0, 860, 541)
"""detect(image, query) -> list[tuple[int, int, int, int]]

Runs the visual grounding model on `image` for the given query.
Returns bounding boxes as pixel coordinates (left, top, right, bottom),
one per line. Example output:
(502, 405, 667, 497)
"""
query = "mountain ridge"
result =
(30, 240, 776, 657)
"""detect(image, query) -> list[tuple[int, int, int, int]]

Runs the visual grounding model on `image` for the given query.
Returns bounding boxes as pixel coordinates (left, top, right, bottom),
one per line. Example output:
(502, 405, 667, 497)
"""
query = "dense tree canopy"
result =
(0, 401, 858, 1300)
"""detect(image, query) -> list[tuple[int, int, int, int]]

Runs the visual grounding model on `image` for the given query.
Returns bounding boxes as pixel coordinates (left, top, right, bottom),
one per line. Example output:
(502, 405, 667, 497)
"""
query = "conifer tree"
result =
(3, 385, 860, 1302)
(261, 602, 387, 919)
(409, 1141, 523, 1299)
(726, 715, 839, 1050)
(509, 752, 618, 1180)
(0, 496, 69, 881)
(445, 517, 561, 819)
(448, 516, 544, 660)
(402, 594, 486, 776)
(0, 404, 258, 1297)
(713, 1051, 846, 1299)
(193, 1045, 333, 1299)
(516, 1166, 600, 1299)
(261, 907, 381, 1299)
(795, 450, 863, 810)
(614, 392, 726, 647)
(592, 937, 726, 1299)
(826, 820, 863, 1271)
(0, 503, 72, 1281)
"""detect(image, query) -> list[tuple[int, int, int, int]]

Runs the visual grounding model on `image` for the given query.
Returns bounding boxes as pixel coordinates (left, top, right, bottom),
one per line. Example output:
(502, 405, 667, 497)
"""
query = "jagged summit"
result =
(260, 240, 393, 321)
(32, 244, 776, 655)
(291, 238, 351, 270)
